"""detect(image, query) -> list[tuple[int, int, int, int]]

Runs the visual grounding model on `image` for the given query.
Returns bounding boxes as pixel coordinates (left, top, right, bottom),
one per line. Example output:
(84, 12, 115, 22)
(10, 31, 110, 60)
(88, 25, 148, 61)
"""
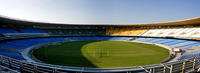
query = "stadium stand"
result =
(0, 27, 18, 33)
(0, 37, 199, 73)
(178, 50, 200, 61)
(0, 43, 23, 50)
(171, 41, 200, 48)
(0, 26, 48, 37)
(180, 43, 200, 50)
(0, 16, 200, 73)
(2, 36, 200, 61)
(0, 26, 46, 34)
(134, 37, 200, 50)
(106, 28, 148, 36)
(18, 27, 45, 33)
(141, 27, 200, 38)
(106, 27, 200, 39)
(1, 36, 199, 73)
(0, 37, 131, 61)
(42, 29, 106, 35)
(10, 27, 23, 33)
(0, 34, 4, 37)
(0, 49, 24, 60)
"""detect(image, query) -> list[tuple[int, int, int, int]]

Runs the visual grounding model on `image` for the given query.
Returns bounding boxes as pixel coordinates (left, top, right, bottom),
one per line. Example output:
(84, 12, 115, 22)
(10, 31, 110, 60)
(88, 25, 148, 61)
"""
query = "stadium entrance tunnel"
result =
(32, 40, 170, 68)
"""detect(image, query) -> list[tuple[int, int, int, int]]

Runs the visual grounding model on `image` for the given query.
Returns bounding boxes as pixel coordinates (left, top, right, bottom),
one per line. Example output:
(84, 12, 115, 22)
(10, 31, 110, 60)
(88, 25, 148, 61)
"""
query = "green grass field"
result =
(33, 40, 169, 68)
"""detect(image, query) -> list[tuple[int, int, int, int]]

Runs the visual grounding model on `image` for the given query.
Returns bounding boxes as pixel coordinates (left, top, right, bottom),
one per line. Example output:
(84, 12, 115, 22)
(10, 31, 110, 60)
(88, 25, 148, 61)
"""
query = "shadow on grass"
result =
(33, 40, 104, 68)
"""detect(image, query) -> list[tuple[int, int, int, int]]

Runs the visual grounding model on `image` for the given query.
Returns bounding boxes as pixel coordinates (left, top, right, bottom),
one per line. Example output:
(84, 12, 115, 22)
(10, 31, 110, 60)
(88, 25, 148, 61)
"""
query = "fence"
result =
(0, 55, 199, 73)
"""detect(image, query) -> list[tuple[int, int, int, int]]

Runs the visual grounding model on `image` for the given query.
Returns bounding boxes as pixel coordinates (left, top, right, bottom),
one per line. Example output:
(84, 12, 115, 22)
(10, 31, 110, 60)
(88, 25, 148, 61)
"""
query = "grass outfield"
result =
(33, 40, 169, 68)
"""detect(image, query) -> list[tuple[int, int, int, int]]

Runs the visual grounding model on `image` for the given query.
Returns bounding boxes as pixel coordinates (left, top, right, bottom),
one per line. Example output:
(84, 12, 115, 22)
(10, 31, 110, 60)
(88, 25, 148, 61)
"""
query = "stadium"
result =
(0, 16, 200, 73)
(0, 0, 200, 73)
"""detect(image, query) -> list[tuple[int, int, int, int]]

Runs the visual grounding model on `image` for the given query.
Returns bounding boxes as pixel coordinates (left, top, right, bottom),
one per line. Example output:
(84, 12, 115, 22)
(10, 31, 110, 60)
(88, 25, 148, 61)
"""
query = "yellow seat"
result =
(106, 28, 148, 36)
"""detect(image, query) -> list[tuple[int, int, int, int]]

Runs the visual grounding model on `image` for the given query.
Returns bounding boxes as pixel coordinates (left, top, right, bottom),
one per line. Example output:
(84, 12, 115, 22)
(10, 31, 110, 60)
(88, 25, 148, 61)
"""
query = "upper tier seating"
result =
(1, 26, 200, 39)
(106, 29, 148, 36)
(0, 27, 48, 37)
(190, 28, 200, 38)
(42, 29, 106, 35)
(19, 28, 45, 33)
(141, 27, 200, 38)
(66, 37, 132, 41)
(0, 27, 47, 37)
(0, 27, 18, 33)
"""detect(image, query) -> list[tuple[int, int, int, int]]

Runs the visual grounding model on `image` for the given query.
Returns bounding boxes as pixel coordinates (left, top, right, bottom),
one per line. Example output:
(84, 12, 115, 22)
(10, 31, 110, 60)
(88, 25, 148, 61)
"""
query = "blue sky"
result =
(0, 0, 199, 24)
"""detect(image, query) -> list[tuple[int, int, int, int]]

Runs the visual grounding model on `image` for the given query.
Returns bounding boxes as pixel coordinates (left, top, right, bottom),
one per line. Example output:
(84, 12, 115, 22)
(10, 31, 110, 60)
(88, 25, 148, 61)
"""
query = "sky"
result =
(0, 0, 199, 24)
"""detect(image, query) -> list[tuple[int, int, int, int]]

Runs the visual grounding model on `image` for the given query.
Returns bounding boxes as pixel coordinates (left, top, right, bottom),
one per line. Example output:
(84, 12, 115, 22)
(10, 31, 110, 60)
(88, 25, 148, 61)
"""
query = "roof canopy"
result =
(117, 17, 200, 27)
(0, 16, 200, 27)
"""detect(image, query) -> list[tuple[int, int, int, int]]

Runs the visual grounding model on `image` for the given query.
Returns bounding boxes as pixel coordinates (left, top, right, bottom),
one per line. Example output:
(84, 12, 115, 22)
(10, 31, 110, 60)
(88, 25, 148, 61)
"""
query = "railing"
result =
(0, 55, 199, 73)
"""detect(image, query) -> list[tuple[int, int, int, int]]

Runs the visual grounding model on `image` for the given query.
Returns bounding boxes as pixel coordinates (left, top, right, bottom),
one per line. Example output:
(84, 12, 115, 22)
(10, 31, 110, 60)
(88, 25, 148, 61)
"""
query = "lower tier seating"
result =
(134, 38, 200, 50)
(0, 49, 24, 60)
(0, 37, 133, 60)
(0, 34, 4, 37)
(1, 37, 200, 61)
(178, 50, 200, 61)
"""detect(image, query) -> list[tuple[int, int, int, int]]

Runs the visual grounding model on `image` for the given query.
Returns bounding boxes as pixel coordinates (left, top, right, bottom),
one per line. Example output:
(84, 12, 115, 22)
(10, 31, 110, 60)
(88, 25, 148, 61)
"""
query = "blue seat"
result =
(0, 43, 23, 50)
(0, 27, 17, 33)
(171, 41, 199, 48)
(155, 39, 175, 44)
(19, 28, 45, 33)
(162, 40, 186, 45)
(180, 43, 200, 50)
(0, 49, 25, 60)
(178, 50, 200, 61)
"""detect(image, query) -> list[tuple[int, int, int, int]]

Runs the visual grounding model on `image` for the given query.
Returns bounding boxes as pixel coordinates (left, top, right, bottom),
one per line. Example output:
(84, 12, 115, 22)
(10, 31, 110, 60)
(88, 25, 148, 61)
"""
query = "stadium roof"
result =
(0, 16, 200, 27)
(118, 17, 200, 27)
